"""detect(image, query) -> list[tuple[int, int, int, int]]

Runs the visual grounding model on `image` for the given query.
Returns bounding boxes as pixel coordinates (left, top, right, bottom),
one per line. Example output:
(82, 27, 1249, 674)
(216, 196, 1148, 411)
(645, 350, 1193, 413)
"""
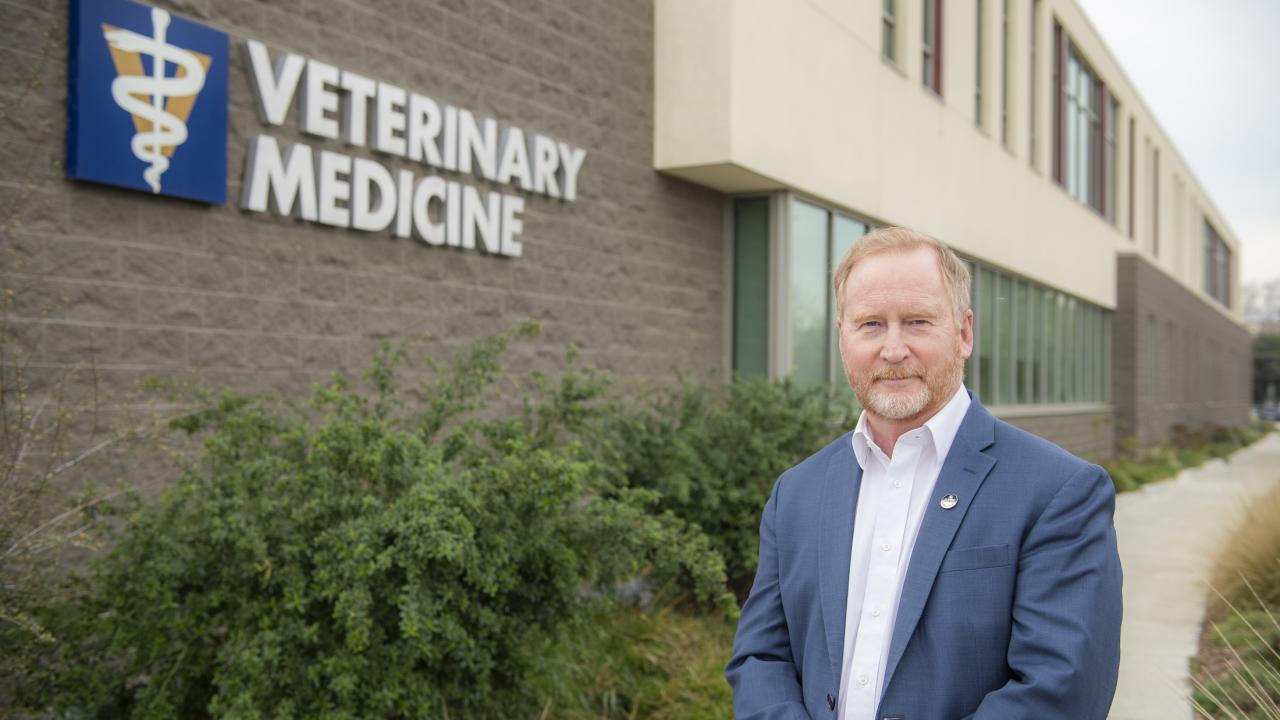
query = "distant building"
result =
(0, 0, 1251, 460)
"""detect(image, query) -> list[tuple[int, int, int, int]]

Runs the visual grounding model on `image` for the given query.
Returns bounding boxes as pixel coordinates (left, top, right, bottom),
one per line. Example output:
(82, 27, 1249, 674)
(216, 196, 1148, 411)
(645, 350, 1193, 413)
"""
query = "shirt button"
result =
(881, 543, 891, 552)
(871, 608, 881, 617)
(858, 675, 869, 686)
(892, 480, 901, 488)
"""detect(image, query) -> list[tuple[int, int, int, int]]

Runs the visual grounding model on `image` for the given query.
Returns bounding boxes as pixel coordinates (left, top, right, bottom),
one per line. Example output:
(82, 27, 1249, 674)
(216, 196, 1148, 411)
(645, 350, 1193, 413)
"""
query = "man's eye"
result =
(860, 321, 881, 329)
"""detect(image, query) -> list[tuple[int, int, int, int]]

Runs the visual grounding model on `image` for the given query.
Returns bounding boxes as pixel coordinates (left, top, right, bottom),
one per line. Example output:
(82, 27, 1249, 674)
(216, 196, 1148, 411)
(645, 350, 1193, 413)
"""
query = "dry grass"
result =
(1209, 480, 1280, 619)
(1193, 459, 1280, 719)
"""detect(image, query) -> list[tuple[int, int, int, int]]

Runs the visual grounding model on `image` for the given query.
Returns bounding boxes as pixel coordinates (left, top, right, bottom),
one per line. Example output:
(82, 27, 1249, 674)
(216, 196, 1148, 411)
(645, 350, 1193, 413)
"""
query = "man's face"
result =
(837, 247, 974, 427)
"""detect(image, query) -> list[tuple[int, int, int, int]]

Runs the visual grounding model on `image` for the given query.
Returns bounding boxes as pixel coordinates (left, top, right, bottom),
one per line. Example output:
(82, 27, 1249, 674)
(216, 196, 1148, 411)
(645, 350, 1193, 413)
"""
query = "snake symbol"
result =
(103, 8, 206, 193)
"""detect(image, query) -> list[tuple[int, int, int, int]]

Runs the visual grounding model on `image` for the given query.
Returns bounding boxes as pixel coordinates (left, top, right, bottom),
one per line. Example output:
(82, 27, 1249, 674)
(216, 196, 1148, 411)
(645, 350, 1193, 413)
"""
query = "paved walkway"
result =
(1109, 431, 1280, 720)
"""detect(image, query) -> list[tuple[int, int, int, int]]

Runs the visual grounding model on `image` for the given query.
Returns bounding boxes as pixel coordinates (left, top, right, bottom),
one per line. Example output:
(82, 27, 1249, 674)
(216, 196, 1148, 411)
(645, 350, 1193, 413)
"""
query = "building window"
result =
(732, 197, 770, 376)
(730, 195, 870, 386)
(1173, 175, 1186, 274)
(789, 198, 867, 388)
(975, 0, 985, 126)
(1053, 25, 1115, 221)
(1151, 148, 1160, 256)
(1127, 116, 1135, 239)
(731, 206, 1109, 406)
(1204, 220, 1231, 308)
(1029, 0, 1039, 166)
(1104, 95, 1118, 223)
(966, 257, 1110, 407)
(1000, 0, 1011, 147)
(922, 0, 943, 95)
(883, 0, 898, 62)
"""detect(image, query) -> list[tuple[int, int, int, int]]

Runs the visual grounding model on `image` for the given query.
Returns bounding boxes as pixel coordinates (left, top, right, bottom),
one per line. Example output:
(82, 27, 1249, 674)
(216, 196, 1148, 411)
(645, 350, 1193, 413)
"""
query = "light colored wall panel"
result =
(655, 0, 1246, 317)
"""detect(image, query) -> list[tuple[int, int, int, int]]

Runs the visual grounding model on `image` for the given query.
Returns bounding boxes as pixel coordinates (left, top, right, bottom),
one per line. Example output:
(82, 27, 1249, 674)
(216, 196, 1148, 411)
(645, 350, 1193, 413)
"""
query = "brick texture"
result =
(1, 0, 727, 423)
(1112, 254, 1252, 453)
(1001, 409, 1117, 463)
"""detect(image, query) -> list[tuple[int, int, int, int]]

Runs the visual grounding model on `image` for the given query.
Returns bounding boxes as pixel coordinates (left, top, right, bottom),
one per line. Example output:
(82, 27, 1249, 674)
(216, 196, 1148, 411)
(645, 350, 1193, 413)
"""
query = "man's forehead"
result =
(846, 294, 947, 317)
(845, 252, 946, 295)
(850, 246, 943, 278)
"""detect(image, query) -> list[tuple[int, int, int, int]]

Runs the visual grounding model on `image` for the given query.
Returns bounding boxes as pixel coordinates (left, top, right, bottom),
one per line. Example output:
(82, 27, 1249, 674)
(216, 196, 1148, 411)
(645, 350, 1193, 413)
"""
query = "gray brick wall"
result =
(1113, 254, 1252, 453)
(1000, 409, 1117, 463)
(2, 0, 727, 424)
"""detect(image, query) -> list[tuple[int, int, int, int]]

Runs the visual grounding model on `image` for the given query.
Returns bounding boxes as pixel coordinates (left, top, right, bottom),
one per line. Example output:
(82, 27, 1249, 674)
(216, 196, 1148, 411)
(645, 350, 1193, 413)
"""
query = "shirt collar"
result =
(851, 385, 972, 470)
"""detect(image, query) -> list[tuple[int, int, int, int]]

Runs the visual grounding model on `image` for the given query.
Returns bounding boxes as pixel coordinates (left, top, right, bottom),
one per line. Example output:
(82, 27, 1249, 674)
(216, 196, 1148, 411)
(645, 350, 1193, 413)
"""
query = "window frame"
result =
(964, 255, 1111, 409)
(922, 0, 944, 96)
(1053, 23, 1117, 222)
(883, 0, 899, 63)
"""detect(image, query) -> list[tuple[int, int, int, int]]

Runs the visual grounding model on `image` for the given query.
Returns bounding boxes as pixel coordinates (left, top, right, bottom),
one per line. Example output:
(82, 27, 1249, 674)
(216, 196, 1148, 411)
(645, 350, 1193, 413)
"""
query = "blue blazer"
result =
(726, 396, 1122, 719)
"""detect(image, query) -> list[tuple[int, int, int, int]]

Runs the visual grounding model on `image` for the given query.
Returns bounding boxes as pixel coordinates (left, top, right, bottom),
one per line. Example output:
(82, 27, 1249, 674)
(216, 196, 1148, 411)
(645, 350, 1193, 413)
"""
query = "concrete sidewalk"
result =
(1109, 431, 1280, 720)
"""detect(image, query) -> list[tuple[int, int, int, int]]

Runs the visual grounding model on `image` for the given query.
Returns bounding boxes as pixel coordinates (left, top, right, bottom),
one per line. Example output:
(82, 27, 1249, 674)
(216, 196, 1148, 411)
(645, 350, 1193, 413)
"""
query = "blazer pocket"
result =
(939, 543, 1010, 573)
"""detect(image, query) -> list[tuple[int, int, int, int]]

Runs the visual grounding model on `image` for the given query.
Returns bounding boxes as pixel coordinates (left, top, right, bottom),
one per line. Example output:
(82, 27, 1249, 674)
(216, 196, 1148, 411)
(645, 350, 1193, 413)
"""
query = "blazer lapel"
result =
(818, 433, 860, 688)
(880, 399, 998, 693)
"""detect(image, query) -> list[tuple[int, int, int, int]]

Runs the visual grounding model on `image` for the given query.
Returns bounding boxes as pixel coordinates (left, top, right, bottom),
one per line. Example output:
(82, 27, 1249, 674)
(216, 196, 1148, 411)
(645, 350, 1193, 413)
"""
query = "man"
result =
(726, 227, 1122, 719)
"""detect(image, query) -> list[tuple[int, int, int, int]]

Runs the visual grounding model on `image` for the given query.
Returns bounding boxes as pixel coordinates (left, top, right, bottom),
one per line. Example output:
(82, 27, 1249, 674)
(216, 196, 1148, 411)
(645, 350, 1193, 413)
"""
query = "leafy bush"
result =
(520, 601, 734, 719)
(53, 327, 732, 718)
(603, 378, 855, 593)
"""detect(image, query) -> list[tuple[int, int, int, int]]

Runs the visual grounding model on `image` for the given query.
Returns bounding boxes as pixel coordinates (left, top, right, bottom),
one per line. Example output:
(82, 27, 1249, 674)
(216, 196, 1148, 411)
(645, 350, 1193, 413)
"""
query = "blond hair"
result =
(832, 226, 971, 323)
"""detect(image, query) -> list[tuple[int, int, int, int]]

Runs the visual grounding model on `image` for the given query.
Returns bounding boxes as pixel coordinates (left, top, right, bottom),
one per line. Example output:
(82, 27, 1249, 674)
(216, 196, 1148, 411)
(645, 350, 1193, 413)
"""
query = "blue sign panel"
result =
(66, 0, 228, 204)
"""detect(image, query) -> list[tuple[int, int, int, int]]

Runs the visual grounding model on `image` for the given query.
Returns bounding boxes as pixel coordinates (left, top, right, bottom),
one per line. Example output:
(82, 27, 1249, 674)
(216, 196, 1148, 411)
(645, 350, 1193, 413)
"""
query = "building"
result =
(0, 0, 1251, 461)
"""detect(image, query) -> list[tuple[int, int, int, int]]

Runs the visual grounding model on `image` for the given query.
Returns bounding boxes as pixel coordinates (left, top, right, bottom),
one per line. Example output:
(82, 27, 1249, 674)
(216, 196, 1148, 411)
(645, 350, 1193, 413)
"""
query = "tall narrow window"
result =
(922, 0, 943, 95)
(1151, 148, 1160, 257)
(1052, 22, 1063, 183)
(1173, 175, 1186, 275)
(1029, 0, 1039, 166)
(829, 215, 865, 392)
(975, 0, 985, 126)
(784, 197, 870, 388)
(1204, 220, 1231, 308)
(1105, 95, 1118, 224)
(996, 273, 1013, 404)
(1000, 0, 1011, 146)
(732, 198, 770, 376)
(883, 0, 898, 62)
(1054, 30, 1114, 219)
(1127, 116, 1135, 239)
(977, 267, 996, 399)
(790, 200, 830, 386)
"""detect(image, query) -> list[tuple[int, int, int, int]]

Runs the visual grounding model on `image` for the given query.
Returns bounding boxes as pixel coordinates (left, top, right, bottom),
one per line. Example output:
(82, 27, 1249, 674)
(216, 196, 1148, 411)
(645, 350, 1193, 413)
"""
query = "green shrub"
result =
(53, 328, 732, 719)
(1192, 606, 1280, 719)
(603, 377, 855, 593)
(1105, 421, 1274, 494)
(520, 601, 734, 719)
(1107, 465, 1138, 494)
(1177, 448, 1210, 469)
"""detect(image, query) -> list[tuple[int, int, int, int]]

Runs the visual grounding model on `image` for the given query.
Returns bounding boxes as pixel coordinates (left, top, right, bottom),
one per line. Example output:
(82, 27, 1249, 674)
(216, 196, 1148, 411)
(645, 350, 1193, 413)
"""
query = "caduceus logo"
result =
(101, 7, 211, 193)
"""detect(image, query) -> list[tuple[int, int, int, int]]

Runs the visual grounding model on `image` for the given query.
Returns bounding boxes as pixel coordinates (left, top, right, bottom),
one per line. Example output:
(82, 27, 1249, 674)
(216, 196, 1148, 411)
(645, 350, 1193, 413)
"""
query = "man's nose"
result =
(880, 323, 910, 362)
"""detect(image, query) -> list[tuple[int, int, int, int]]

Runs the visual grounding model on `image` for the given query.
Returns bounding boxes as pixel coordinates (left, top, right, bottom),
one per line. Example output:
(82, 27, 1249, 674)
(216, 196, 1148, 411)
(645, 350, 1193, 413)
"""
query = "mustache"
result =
(873, 366, 925, 381)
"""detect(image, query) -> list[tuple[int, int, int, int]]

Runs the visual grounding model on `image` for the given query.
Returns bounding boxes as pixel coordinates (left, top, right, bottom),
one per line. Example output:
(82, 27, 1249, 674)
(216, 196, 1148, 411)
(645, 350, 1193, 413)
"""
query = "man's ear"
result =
(958, 309, 975, 360)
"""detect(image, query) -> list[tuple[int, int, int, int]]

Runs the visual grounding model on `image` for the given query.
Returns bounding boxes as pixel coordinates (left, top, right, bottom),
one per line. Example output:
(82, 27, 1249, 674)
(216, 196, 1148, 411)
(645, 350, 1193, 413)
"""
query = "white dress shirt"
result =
(838, 385, 971, 720)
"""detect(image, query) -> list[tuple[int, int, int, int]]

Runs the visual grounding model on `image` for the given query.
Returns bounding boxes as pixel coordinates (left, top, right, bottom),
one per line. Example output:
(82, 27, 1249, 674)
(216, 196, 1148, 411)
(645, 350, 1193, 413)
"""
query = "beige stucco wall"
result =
(655, 0, 1243, 318)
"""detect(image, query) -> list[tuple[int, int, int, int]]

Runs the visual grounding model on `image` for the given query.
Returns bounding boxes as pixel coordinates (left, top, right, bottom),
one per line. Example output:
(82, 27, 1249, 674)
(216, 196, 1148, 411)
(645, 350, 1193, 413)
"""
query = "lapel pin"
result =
(940, 494, 958, 510)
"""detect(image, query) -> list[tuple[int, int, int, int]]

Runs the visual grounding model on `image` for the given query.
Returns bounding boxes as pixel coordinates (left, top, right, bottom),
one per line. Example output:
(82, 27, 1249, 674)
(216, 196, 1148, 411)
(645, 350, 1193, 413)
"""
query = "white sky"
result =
(1074, 0, 1280, 284)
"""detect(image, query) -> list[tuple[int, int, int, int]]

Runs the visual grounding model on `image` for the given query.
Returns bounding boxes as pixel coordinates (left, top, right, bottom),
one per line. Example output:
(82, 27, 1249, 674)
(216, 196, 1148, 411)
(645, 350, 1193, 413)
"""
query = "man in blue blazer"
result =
(726, 227, 1122, 719)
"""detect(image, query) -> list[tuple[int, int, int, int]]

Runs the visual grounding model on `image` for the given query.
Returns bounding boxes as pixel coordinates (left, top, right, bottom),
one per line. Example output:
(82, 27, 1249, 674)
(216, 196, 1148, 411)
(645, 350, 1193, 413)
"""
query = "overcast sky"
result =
(1074, 0, 1280, 285)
